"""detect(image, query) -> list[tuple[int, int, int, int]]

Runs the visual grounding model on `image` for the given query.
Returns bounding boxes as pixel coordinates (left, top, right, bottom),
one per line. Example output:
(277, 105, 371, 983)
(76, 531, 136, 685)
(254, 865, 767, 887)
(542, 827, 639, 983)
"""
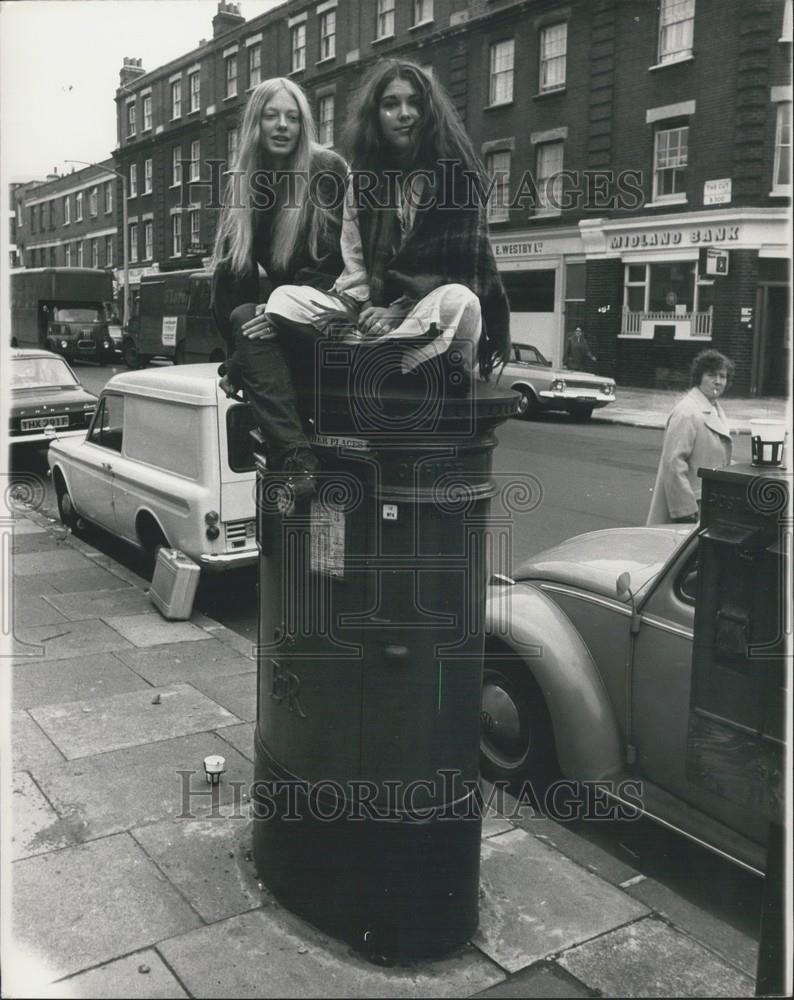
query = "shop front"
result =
(580, 209, 790, 394)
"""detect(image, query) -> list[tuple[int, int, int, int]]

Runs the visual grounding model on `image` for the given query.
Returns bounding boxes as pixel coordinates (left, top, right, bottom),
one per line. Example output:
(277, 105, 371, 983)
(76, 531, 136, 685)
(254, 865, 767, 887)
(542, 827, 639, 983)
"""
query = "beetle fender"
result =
(486, 582, 623, 780)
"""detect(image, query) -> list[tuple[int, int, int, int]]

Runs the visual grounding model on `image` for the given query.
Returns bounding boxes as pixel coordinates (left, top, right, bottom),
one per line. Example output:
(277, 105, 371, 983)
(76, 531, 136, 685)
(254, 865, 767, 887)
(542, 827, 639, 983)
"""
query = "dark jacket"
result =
(563, 333, 597, 372)
(211, 147, 346, 343)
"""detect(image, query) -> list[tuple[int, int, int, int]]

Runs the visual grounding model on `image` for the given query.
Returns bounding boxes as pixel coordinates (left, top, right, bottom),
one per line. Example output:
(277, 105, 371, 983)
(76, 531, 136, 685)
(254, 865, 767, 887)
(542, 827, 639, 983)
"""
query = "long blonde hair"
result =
(212, 77, 324, 274)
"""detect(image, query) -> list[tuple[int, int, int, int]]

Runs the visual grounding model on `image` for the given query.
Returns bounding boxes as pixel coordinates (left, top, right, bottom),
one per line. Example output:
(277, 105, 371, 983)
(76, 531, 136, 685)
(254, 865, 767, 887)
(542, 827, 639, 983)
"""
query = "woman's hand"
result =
(241, 303, 277, 340)
(358, 305, 402, 338)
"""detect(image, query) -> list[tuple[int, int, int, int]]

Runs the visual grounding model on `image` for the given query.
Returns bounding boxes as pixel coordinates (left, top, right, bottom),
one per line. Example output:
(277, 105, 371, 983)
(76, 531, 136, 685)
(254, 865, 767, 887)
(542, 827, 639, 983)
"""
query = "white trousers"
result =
(266, 283, 481, 374)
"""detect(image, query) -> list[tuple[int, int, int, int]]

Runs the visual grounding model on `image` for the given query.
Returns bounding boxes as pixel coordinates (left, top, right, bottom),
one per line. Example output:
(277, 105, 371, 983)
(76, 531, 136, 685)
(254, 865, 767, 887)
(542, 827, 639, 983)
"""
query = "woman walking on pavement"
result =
(259, 58, 511, 452)
(210, 77, 346, 489)
(647, 349, 734, 524)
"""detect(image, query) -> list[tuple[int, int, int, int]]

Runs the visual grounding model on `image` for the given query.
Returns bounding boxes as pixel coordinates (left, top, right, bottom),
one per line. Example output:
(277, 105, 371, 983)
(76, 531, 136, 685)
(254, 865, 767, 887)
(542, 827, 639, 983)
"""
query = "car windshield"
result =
(53, 307, 103, 323)
(12, 357, 79, 389)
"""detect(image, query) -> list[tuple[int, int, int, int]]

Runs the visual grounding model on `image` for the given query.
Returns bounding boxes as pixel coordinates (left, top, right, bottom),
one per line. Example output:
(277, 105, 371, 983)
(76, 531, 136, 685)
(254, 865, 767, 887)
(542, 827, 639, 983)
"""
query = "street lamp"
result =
(64, 159, 130, 327)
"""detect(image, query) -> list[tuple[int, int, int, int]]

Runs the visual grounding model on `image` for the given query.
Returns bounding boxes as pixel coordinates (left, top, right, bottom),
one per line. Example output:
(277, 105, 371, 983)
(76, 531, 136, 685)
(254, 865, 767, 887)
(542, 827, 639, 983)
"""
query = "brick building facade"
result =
(110, 0, 789, 392)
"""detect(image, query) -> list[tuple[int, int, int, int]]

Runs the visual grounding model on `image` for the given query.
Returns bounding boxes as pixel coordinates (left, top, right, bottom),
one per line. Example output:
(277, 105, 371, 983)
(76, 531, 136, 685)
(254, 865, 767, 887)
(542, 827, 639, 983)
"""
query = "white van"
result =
(48, 364, 258, 571)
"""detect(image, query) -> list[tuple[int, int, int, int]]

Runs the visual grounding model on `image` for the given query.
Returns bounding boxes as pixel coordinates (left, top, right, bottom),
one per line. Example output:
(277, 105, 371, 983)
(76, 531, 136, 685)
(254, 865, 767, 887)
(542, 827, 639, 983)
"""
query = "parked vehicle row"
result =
(8, 348, 98, 446)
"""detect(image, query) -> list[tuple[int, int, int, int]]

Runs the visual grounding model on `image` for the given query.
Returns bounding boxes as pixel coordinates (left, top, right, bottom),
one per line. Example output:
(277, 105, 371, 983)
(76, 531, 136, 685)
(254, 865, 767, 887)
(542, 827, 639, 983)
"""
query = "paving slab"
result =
(190, 670, 258, 722)
(12, 651, 150, 709)
(12, 594, 70, 629)
(473, 962, 591, 998)
(10, 771, 75, 860)
(203, 622, 257, 659)
(11, 710, 66, 771)
(113, 638, 255, 685)
(102, 612, 212, 647)
(46, 949, 190, 999)
(10, 833, 202, 986)
(10, 574, 58, 597)
(29, 682, 240, 759)
(216, 721, 255, 761)
(558, 916, 755, 998)
(47, 566, 134, 593)
(12, 532, 72, 554)
(159, 906, 506, 998)
(43, 587, 153, 621)
(8, 519, 48, 535)
(625, 876, 759, 978)
(12, 619, 134, 661)
(32, 732, 254, 841)
(132, 817, 264, 923)
(518, 815, 641, 887)
(473, 827, 648, 973)
(12, 549, 95, 577)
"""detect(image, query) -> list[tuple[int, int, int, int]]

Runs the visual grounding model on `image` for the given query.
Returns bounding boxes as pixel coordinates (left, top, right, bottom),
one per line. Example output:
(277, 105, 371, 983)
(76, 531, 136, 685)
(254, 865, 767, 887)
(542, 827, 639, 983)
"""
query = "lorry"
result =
(10, 268, 116, 365)
(121, 270, 230, 369)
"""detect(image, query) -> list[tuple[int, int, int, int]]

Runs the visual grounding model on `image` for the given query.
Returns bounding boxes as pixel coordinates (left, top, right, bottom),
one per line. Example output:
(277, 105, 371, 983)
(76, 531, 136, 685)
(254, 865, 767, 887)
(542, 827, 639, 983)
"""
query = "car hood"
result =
(512, 525, 692, 599)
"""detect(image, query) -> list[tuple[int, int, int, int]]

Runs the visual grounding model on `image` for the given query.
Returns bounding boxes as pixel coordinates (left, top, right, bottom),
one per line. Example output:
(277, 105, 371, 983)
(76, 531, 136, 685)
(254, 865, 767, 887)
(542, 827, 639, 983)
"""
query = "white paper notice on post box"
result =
(162, 316, 178, 346)
(310, 500, 345, 578)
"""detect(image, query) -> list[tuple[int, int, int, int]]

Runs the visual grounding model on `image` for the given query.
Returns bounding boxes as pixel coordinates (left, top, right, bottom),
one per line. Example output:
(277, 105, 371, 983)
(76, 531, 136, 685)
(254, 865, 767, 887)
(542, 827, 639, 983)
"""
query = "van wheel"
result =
(137, 515, 169, 574)
(55, 479, 82, 533)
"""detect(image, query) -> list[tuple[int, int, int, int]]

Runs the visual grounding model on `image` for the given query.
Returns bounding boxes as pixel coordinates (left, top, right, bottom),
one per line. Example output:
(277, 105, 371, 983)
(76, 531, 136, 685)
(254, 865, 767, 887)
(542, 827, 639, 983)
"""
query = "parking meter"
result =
(252, 343, 517, 959)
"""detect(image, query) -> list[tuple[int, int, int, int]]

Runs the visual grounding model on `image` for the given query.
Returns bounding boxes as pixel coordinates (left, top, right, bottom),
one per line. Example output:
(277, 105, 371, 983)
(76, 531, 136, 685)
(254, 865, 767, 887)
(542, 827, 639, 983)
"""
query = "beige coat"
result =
(647, 386, 732, 524)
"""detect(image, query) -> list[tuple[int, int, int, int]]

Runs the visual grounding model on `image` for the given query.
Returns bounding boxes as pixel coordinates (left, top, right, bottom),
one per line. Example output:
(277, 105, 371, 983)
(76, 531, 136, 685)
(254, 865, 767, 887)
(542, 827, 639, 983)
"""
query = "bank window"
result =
(129, 223, 138, 263)
(171, 78, 182, 119)
(129, 163, 138, 198)
(486, 150, 511, 223)
(773, 102, 791, 195)
(539, 23, 567, 92)
(144, 220, 153, 260)
(172, 213, 182, 256)
(144, 158, 152, 194)
(248, 46, 261, 87)
(653, 125, 688, 201)
(291, 23, 306, 72)
(536, 140, 564, 213)
(143, 94, 152, 130)
(104, 181, 113, 213)
(658, 0, 695, 65)
(622, 262, 712, 337)
(227, 128, 239, 167)
(126, 101, 136, 137)
(75, 191, 83, 221)
(376, 0, 395, 39)
(63, 195, 70, 225)
(320, 10, 336, 60)
(225, 55, 238, 98)
(172, 146, 182, 186)
(414, 0, 433, 25)
(88, 394, 124, 453)
(190, 140, 200, 182)
(490, 40, 514, 105)
(318, 95, 335, 146)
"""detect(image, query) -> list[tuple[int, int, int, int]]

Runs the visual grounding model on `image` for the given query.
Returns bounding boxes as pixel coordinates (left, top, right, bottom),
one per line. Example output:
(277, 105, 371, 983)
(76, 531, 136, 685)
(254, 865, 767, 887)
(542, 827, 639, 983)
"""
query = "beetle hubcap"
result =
(481, 678, 528, 764)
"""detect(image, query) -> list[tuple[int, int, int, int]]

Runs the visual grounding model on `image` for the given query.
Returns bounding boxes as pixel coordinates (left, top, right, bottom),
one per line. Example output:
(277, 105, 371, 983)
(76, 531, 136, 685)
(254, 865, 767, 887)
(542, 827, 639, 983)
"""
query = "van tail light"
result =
(206, 525, 220, 540)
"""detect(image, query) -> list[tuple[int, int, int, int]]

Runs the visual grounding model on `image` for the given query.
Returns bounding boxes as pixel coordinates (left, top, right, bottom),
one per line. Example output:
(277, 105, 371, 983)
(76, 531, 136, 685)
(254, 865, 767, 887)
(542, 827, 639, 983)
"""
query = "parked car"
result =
(8, 348, 98, 448)
(497, 342, 616, 421)
(48, 365, 258, 572)
(480, 523, 767, 875)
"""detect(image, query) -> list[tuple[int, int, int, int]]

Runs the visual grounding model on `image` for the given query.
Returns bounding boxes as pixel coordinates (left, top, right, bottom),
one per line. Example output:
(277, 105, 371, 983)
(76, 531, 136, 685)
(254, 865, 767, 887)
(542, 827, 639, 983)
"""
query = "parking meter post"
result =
(252, 350, 518, 960)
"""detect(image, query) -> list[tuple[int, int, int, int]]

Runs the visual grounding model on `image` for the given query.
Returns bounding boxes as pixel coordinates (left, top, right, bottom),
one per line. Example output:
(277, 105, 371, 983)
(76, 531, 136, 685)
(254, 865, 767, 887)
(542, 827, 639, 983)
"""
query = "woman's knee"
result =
(230, 302, 258, 331)
(439, 284, 481, 326)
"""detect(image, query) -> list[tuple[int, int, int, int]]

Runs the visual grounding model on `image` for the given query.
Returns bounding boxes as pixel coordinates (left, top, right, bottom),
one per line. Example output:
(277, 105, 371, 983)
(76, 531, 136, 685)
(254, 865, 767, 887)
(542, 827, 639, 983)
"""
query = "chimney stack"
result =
(212, 1, 244, 38)
(119, 56, 145, 91)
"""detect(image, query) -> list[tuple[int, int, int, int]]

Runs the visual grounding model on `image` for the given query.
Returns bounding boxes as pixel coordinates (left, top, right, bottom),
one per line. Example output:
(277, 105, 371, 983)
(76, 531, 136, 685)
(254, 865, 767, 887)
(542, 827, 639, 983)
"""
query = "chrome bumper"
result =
(198, 548, 258, 571)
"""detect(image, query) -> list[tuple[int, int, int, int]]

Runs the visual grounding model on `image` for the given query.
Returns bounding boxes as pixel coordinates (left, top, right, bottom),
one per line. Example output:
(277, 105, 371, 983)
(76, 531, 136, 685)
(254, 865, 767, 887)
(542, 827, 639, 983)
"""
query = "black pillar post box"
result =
(252, 345, 518, 960)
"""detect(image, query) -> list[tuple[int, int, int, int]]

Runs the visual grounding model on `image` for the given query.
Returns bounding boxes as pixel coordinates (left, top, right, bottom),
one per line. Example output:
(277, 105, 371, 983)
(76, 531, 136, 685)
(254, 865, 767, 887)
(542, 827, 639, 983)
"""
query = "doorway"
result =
(753, 283, 790, 396)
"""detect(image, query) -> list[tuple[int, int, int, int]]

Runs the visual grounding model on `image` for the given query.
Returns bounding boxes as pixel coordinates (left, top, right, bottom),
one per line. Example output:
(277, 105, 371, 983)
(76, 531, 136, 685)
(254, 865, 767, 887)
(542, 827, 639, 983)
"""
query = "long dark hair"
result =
(343, 59, 483, 178)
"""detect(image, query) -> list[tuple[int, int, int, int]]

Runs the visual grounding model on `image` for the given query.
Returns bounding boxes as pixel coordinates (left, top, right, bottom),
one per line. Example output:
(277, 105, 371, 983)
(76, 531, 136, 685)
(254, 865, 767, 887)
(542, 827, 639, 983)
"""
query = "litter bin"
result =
(252, 343, 518, 959)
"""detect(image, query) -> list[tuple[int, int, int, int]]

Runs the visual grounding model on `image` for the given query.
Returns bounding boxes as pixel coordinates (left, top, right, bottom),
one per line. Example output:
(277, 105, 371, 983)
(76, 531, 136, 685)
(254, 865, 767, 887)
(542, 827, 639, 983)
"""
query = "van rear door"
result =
(216, 387, 257, 539)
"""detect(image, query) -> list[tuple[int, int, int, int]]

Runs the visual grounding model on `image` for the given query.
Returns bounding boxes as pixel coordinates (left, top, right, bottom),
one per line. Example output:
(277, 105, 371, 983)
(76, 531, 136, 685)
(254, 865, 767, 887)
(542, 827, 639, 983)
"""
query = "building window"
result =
(189, 209, 200, 249)
(143, 94, 152, 130)
(89, 187, 98, 217)
(104, 181, 113, 214)
(486, 150, 511, 223)
(129, 224, 138, 263)
(172, 146, 182, 186)
(75, 191, 83, 221)
(318, 95, 335, 146)
(105, 235, 114, 267)
(129, 163, 138, 198)
(171, 78, 182, 119)
(539, 23, 567, 92)
(653, 125, 688, 201)
(91, 239, 99, 269)
(658, 0, 695, 65)
(225, 55, 237, 98)
(773, 102, 791, 194)
(291, 23, 306, 72)
(319, 9, 336, 60)
(143, 158, 152, 194)
(227, 128, 239, 167)
(190, 140, 200, 182)
(489, 40, 514, 105)
(65, 243, 72, 266)
(76, 242, 84, 267)
(126, 101, 136, 136)
(413, 0, 433, 25)
(144, 220, 153, 260)
(63, 195, 70, 225)
(536, 140, 564, 213)
(248, 46, 261, 87)
(782, 0, 793, 42)
(188, 71, 200, 113)
(376, 0, 395, 39)
(172, 213, 182, 256)
(621, 262, 713, 337)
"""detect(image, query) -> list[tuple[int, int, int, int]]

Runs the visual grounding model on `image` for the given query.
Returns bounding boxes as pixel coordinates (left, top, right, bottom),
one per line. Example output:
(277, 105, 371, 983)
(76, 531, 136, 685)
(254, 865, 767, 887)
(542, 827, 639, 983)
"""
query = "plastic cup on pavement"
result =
(203, 754, 226, 785)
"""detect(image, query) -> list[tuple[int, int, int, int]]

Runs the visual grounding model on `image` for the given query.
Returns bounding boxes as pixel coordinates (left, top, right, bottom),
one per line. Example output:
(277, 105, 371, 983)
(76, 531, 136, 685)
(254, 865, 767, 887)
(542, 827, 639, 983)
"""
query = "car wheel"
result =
(480, 655, 558, 789)
(514, 388, 537, 421)
(569, 403, 594, 422)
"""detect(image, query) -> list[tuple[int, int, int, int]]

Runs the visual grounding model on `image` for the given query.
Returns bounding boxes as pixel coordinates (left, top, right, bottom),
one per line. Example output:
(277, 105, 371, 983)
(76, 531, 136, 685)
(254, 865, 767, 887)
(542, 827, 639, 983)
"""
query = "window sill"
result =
(316, 55, 336, 65)
(533, 209, 561, 219)
(372, 34, 395, 45)
(487, 216, 510, 225)
(288, 67, 305, 77)
(127, 133, 136, 140)
(646, 196, 688, 208)
(648, 54, 694, 71)
(171, 116, 182, 123)
(409, 19, 433, 31)
(769, 188, 791, 197)
(534, 86, 566, 99)
(188, 108, 201, 115)
(484, 100, 514, 111)
(223, 94, 237, 101)
(142, 127, 152, 134)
